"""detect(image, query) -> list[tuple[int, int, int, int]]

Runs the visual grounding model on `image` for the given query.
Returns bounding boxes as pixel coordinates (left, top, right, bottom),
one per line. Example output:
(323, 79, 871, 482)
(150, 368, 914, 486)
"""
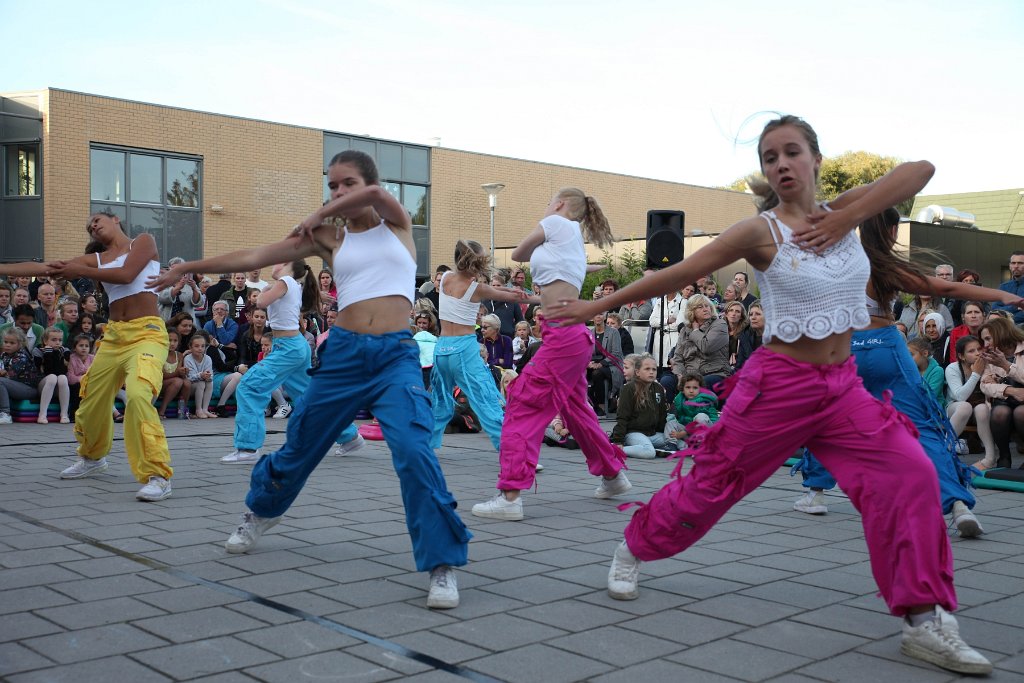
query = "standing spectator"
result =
(193, 276, 214, 326)
(318, 269, 338, 306)
(618, 287, 653, 324)
(482, 272, 525, 337)
(157, 258, 203, 322)
(219, 272, 255, 321)
(723, 301, 748, 368)
(34, 282, 59, 328)
(510, 265, 533, 318)
(648, 289, 683, 396)
(593, 278, 618, 301)
(587, 310, 623, 415)
(0, 282, 13, 325)
(204, 274, 232, 309)
(732, 271, 757, 308)
(992, 251, 1024, 324)
(246, 269, 269, 291)
(947, 269, 982, 328)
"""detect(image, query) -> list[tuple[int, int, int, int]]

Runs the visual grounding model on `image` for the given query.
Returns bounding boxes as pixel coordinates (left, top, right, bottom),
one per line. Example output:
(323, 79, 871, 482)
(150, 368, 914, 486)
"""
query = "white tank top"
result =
(266, 276, 301, 331)
(753, 210, 871, 343)
(438, 272, 480, 326)
(333, 221, 415, 311)
(96, 242, 161, 303)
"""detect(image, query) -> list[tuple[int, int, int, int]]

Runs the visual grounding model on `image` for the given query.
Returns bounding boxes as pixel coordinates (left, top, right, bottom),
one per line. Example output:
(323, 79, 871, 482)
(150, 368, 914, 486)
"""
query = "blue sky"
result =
(4, 0, 1021, 195)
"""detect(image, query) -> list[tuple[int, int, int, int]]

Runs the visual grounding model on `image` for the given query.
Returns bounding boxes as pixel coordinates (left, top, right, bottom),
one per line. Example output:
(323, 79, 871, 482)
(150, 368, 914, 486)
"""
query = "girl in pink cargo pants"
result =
(471, 188, 630, 522)
(548, 116, 992, 676)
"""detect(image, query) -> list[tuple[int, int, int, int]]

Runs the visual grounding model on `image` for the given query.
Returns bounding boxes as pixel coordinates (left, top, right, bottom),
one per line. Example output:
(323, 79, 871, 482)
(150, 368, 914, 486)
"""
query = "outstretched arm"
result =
(796, 160, 935, 252)
(471, 283, 538, 305)
(2, 262, 50, 277)
(49, 233, 159, 285)
(900, 274, 1024, 308)
(548, 217, 766, 325)
(148, 235, 326, 291)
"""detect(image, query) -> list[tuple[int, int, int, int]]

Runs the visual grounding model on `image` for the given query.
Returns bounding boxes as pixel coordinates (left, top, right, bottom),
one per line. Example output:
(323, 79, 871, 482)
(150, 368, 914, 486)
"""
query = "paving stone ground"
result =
(1, 417, 1022, 682)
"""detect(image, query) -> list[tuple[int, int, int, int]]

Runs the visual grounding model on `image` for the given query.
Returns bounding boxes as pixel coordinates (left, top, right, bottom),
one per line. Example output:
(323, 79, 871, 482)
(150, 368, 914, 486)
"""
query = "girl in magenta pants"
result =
(548, 116, 992, 675)
(472, 187, 630, 522)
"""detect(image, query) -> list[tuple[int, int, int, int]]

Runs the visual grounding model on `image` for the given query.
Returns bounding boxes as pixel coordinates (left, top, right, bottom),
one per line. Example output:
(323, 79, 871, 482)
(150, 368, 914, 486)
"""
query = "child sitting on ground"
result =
(33, 326, 71, 424)
(610, 353, 673, 459)
(667, 373, 720, 446)
(543, 413, 579, 449)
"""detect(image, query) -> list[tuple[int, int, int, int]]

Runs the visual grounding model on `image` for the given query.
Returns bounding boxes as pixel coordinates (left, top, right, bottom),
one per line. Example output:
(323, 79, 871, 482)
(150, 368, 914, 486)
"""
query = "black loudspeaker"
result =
(646, 210, 685, 270)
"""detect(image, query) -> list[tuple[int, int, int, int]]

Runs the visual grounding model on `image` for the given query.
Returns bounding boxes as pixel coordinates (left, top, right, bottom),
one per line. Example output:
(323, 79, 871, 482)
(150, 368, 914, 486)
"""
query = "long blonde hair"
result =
(557, 188, 614, 248)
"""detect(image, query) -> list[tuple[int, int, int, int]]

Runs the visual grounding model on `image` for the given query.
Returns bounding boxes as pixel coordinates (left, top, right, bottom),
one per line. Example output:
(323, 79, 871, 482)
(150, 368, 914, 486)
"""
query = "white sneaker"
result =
(426, 565, 459, 609)
(535, 462, 544, 472)
(0, 411, 12, 424)
(333, 434, 365, 456)
(594, 471, 632, 499)
(793, 490, 828, 514)
(608, 541, 640, 600)
(220, 449, 261, 465)
(60, 456, 108, 479)
(225, 511, 281, 553)
(956, 439, 969, 456)
(471, 493, 524, 520)
(901, 606, 992, 675)
(136, 476, 172, 501)
(951, 500, 984, 538)
(272, 404, 292, 419)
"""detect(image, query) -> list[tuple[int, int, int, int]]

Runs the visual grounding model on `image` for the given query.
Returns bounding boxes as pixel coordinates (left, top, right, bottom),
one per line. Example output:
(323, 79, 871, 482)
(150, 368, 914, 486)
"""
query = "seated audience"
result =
(480, 313, 514, 370)
(670, 294, 732, 392)
(979, 318, 1024, 469)
(735, 301, 764, 371)
(610, 353, 672, 459)
(945, 335, 995, 469)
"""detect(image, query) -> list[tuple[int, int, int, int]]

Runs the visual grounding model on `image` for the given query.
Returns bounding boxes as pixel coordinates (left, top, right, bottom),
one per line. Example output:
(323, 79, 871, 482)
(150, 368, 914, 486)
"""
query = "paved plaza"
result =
(1, 417, 1022, 682)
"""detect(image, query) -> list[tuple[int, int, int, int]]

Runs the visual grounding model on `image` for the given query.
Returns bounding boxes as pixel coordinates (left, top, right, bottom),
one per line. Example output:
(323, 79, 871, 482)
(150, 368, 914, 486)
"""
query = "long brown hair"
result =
(860, 207, 931, 309)
(557, 188, 614, 248)
(982, 317, 1024, 354)
(290, 261, 321, 314)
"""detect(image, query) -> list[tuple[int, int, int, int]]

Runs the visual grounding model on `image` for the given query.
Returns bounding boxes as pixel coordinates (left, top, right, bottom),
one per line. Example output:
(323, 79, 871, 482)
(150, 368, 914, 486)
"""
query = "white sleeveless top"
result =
(333, 221, 416, 311)
(530, 215, 586, 291)
(753, 210, 871, 343)
(438, 272, 480, 326)
(96, 241, 161, 304)
(266, 276, 301, 331)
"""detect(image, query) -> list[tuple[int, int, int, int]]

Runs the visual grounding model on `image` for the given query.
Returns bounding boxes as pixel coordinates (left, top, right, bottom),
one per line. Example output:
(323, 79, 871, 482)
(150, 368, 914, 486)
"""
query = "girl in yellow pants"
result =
(7, 211, 174, 501)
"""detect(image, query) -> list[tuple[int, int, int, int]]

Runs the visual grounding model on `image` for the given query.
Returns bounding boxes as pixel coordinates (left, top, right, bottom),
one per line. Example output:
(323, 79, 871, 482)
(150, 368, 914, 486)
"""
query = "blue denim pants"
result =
(431, 334, 505, 451)
(795, 326, 974, 513)
(246, 326, 470, 571)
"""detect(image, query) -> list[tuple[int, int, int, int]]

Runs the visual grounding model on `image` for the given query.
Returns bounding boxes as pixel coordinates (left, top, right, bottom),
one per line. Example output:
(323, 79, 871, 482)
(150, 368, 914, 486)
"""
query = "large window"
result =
(323, 134, 430, 277)
(4, 144, 39, 197)
(90, 146, 202, 262)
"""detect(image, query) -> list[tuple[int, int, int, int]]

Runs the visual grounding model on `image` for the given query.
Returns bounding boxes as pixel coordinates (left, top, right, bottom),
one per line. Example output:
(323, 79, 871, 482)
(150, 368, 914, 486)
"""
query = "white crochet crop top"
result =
(753, 210, 871, 343)
(333, 221, 415, 311)
(438, 272, 480, 326)
(96, 241, 161, 304)
(530, 215, 586, 291)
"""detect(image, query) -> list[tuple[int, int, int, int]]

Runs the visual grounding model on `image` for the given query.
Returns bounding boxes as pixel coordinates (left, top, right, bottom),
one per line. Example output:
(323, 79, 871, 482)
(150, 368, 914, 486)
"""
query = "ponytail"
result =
(558, 187, 614, 248)
(293, 261, 322, 314)
(454, 239, 491, 280)
(747, 175, 779, 213)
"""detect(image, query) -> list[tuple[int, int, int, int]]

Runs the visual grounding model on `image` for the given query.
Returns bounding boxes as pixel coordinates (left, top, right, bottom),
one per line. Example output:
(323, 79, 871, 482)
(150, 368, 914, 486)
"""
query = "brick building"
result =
(1, 88, 756, 283)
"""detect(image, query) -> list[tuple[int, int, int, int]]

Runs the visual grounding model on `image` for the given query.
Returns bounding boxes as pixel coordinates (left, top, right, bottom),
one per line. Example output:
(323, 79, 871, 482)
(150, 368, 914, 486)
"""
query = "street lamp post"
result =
(481, 183, 505, 257)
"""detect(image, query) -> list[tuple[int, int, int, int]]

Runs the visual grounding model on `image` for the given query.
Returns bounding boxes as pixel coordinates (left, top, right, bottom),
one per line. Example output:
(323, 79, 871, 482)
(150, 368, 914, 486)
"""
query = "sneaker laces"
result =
(431, 567, 451, 589)
(922, 618, 972, 653)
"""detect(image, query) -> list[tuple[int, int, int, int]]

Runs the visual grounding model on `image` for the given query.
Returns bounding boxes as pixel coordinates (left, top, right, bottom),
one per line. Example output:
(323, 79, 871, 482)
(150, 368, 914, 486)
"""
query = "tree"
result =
(722, 151, 913, 215)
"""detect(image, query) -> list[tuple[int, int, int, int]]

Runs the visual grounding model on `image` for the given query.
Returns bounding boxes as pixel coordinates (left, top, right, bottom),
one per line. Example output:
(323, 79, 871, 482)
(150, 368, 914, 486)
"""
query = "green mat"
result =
(972, 469, 1024, 493)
